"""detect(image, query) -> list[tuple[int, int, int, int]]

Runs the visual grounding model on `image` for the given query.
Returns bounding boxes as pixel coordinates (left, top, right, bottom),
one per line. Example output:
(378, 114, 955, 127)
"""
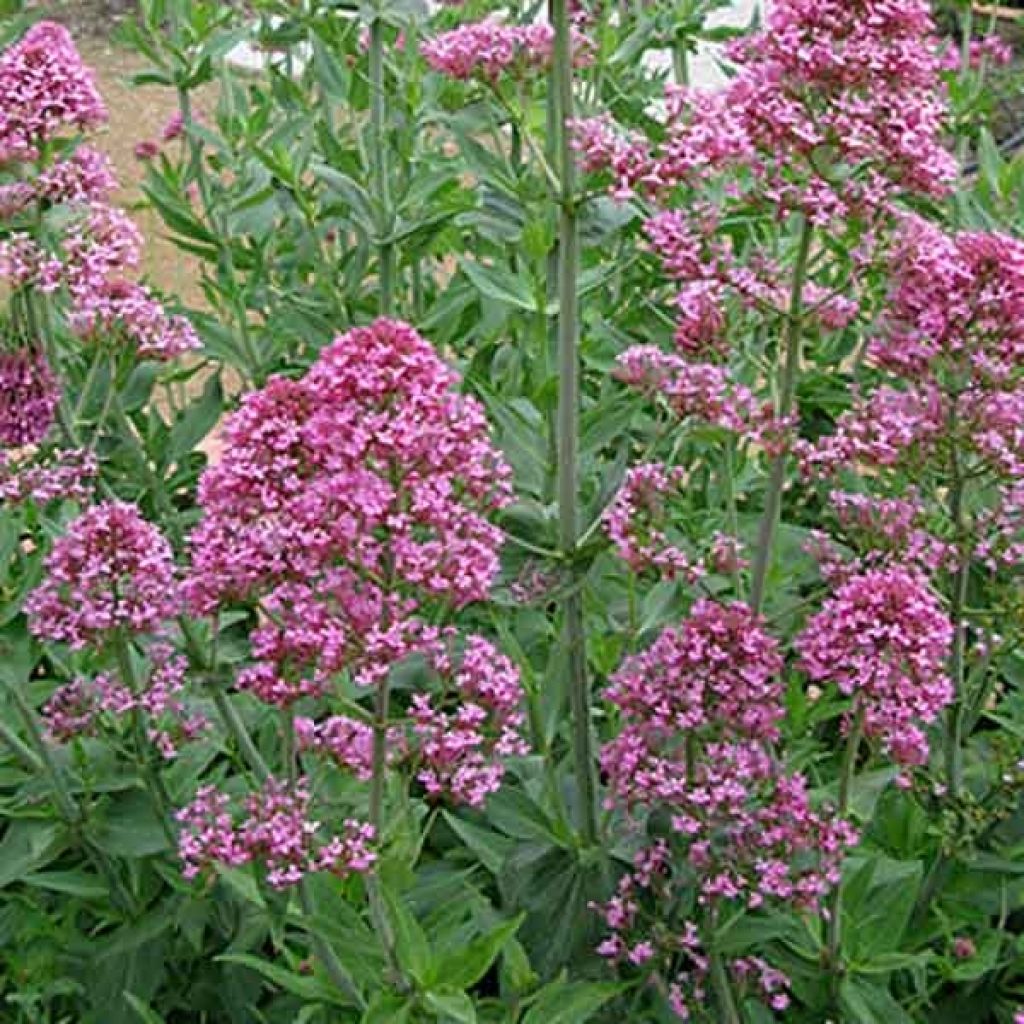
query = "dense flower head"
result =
(797, 383, 946, 478)
(0, 348, 59, 447)
(421, 19, 591, 82)
(797, 566, 954, 766)
(604, 463, 703, 582)
(603, 601, 785, 800)
(177, 778, 376, 889)
(869, 218, 1024, 385)
(26, 501, 180, 648)
(0, 22, 107, 163)
(409, 633, 528, 807)
(826, 490, 957, 576)
(295, 714, 376, 780)
(187, 318, 511, 620)
(42, 642, 205, 758)
(0, 233, 63, 291)
(724, 0, 954, 217)
(61, 202, 144, 296)
(615, 347, 751, 432)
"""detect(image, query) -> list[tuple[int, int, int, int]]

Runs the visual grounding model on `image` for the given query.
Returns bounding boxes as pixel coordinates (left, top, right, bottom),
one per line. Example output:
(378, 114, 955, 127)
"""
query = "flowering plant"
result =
(3, 1, 1024, 1022)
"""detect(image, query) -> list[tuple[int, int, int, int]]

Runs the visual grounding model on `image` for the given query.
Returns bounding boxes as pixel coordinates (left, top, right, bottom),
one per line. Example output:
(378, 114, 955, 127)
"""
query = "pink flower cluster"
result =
(0, 446, 97, 506)
(295, 713, 376, 780)
(0, 348, 59, 447)
(0, 147, 117, 217)
(26, 501, 180, 649)
(188, 317, 510, 645)
(0, 22, 107, 164)
(939, 35, 1014, 73)
(797, 566, 954, 766)
(597, 600, 855, 1013)
(421, 20, 591, 83)
(409, 634, 528, 807)
(177, 779, 376, 889)
(43, 642, 206, 759)
(604, 463, 703, 582)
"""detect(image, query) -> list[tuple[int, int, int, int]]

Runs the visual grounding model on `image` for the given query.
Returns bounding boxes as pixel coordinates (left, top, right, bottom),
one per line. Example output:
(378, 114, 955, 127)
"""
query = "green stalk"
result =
(369, 8, 396, 315)
(944, 418, 969, 801)
(709, 952, 742, 1024)
(551, 0, 599, 847)
(749, 218, 813, 614)
(114, 636, 178, 849)
(5, 683, 137, 914)
(826, 707, 864, 1003)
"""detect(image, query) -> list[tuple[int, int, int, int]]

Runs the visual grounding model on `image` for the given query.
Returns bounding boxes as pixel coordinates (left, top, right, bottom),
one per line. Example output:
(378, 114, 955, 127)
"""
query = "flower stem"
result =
(370, 7, 396, 315)
(749, 217, 813, 614)
(551, 0, 599, 848)
(184, 622, 363, 1007)
(826, 707, 864, 1002)
(944, 422, 969, 801)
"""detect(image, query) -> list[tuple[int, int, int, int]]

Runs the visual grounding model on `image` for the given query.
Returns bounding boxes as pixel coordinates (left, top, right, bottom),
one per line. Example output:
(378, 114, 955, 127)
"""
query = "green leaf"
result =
(0, 820, 67, 888)
(521, 981, 621, 1024)
(842, 855, 923, 960)
(460, 259, 539, 313)
(423, 991, 477, 1024)
(215, 953, 348, 1006)
(441, 812, 515, 876)
(123, 993, 168, 1024)
(361, 993, 414, 1024)
(433, 913, 525, 991)
(168, 373, 223, 463)
(383, 886, 433, 985)
(839, 977, 914, 1024)
(22, 869, 107, 899)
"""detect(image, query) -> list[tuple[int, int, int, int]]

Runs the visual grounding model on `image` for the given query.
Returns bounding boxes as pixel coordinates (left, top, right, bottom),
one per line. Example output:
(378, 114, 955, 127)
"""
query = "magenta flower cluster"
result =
(422, 19, 591, 83)
(797, 566, 954, 767)
(26, 501, 180, 649)
(0, 21, 107, 164)
(177, 780, 376, 890)
(0, 348, 59, 447)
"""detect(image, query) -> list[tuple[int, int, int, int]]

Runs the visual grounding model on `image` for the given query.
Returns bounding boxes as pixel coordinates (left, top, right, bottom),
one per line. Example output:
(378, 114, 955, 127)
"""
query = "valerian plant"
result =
(3, 0, 1024, 1022)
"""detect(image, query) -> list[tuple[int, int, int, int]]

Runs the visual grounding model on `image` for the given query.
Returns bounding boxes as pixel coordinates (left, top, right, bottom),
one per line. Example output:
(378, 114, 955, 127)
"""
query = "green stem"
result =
(6, 683, 137, 914)
(551, 0, 599, 847)
(709, 952, 742, 1024)
(114, 636, 178, 849)
(723, 440, 744, 600)
(369, 9, 396, 315)
(827, 708, 864, 1003)
(749, 217, 813, 614)
(945, 417, 970, 802)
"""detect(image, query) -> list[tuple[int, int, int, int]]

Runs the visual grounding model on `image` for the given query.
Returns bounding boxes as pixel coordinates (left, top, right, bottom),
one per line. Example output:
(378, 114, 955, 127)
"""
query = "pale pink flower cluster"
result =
(0, 147, 117, 216)
(177, 779, 376, 889)
(797, 566, 954, 766)
(421, 20, 591, 83)
(603, 463, 703, 582)
(939, 35, 1014, 73)
(295, 714, 376, 781)
(0, 22, 107, 164)
(0, 348, 59, 446)
(825, 490, 957, 576)
(0, 447, 97, 506)
(26, 501, 180, 649)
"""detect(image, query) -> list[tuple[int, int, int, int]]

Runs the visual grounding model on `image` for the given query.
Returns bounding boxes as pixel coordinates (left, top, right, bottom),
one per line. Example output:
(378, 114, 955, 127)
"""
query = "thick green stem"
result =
(827, 708, 864, 1003)
(369, 9, 396, 315)
(551, 0, 599, 847)
(749, 218, 813, 614)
